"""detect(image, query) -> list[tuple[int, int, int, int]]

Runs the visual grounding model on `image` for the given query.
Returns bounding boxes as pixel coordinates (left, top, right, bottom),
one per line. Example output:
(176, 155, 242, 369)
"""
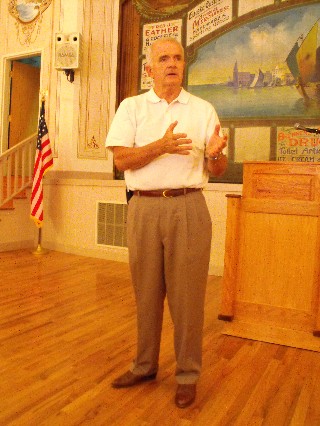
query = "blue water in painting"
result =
(187, 85, 320, 119)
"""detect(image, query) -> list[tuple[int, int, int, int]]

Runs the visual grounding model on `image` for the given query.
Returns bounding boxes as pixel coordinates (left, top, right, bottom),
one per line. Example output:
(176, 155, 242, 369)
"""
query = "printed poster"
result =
(142, 19, 182, 54)
(141, 19, 182, 89)
(277, 127, 320, 162)
(187, 0, 232, 46)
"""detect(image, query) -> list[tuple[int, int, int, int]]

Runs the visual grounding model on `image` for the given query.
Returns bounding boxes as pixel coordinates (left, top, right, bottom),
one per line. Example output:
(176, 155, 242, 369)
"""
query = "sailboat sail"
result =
(286, 41, 300, 78)
(286, 19, 320, 102)
(296, 21, 318, 84)
(249, 69, 264, 88)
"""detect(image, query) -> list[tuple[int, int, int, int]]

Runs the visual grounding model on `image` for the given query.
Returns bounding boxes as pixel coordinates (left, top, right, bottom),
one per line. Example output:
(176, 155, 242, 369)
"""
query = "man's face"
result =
(146, 40, 185, 88)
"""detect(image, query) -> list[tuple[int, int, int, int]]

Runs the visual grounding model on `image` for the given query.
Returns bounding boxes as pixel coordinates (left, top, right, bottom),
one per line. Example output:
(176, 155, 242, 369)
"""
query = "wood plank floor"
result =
(1, 250, 320, 425)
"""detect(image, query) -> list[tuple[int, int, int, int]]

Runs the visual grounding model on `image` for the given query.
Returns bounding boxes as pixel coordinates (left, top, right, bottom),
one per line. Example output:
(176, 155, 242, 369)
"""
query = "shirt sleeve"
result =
(105, 98, 136, 149)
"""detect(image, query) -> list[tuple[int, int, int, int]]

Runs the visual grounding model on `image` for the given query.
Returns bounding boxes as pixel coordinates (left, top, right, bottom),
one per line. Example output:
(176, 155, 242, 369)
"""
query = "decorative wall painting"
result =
(187, 3, 320, 120)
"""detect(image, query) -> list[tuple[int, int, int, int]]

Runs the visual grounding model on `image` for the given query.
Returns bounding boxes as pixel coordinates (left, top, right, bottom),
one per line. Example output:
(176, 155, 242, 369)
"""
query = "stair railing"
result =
(0, 133, 37, 207)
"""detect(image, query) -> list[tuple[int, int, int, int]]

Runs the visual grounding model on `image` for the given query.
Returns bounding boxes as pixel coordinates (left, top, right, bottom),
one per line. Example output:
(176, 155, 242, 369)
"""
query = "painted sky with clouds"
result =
(188, 4, 320, 85)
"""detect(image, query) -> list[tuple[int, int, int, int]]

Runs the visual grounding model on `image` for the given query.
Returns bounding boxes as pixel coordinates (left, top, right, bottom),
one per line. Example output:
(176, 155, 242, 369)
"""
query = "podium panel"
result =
(219, 162, 320, 351)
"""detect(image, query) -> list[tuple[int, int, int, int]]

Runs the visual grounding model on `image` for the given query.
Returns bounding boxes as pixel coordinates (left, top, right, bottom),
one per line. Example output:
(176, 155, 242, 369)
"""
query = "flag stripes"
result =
(30, 101, 53, 227)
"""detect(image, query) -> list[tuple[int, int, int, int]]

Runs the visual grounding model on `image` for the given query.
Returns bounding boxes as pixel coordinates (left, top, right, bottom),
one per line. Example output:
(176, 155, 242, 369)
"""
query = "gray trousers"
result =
(127, 190, 212, 384)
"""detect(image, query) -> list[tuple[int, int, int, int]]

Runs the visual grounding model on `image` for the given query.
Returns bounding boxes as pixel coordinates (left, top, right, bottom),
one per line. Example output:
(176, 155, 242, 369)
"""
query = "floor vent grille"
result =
(97, 202, 127, 247)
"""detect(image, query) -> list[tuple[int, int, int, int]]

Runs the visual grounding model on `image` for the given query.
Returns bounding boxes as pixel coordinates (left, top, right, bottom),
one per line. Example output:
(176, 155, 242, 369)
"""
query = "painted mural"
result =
(187, 3, 320, 119)
(8, 0, 52, 45)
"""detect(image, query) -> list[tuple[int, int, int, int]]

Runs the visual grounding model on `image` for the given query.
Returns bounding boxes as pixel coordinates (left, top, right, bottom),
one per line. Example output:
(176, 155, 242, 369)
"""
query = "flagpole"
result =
(30, 90, 53, 253)
(32, 227, 48, 255)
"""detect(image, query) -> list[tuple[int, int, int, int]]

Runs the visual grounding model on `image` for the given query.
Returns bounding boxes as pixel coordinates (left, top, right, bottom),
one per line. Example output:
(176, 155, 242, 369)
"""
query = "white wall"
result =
(51, 0, 118, 176)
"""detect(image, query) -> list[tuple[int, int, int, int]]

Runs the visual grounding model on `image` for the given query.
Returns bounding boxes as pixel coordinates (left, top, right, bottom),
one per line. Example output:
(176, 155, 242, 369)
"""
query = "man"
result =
(106, 37, 227, 408)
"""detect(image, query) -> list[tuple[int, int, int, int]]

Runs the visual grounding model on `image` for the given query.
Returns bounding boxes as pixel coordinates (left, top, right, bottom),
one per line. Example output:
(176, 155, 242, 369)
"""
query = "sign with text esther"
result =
(187, 0, 232, 46)
(277, 127, 320, 162)
(142, 19, 182, 54)
(141, 19, 182, 89)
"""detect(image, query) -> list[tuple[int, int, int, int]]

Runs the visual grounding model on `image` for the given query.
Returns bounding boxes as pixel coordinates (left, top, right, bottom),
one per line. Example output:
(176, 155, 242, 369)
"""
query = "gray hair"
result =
(145, 37, 185, 67)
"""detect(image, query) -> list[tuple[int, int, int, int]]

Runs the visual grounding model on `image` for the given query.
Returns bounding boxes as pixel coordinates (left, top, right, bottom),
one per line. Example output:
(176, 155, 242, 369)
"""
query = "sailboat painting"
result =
(286, 20, 320, 104)
(187, 3, 320, 119)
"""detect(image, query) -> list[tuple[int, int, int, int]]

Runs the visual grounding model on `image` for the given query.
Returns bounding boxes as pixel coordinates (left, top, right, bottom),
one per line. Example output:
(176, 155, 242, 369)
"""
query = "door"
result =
(8, 60, 40, 149)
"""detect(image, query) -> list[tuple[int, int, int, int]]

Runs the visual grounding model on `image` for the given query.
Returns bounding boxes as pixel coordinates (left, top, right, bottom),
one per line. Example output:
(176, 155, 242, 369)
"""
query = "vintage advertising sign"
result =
(277, 127, 320, 162)
(142, 19, 182, 54)
(141, 58, 153, 90)
(141, 19, 182, 89)
(186, 0, 232, 46)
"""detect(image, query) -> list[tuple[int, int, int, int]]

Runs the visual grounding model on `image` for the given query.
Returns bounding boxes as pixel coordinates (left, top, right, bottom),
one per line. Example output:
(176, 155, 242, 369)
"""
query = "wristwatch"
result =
(205, 151, 224, 161)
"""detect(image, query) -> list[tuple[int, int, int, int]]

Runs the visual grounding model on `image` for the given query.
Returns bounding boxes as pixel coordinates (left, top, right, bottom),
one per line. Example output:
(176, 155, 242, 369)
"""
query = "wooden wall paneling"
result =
(117, 0, 141, 104)
(114, 0, 141, 179)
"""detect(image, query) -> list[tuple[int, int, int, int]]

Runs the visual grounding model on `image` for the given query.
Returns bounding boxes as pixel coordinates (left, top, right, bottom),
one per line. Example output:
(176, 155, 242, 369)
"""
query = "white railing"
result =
(0, 133, 37, 207)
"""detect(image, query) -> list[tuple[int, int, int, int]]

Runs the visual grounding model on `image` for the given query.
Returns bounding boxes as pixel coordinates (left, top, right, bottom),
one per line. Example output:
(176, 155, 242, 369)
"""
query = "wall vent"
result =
(97, 202, 127, 247)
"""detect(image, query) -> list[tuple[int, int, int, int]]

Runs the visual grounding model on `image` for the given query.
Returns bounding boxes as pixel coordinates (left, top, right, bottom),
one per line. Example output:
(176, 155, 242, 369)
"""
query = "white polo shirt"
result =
(105, 88, 221, 191)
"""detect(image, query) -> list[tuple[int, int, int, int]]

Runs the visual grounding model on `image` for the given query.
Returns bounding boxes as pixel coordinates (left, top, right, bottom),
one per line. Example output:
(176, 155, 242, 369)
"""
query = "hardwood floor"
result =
(1, 249, 320, 425)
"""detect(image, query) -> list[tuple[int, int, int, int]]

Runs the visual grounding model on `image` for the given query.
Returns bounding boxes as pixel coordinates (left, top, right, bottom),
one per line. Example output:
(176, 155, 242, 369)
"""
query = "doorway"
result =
(0, 53, 41, 155)
(8, 56, 41, 149)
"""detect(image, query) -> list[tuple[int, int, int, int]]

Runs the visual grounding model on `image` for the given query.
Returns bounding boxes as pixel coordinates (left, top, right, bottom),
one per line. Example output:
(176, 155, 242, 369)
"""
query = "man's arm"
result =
(205, 124, 228, 177)
(112, 121, 192, 171)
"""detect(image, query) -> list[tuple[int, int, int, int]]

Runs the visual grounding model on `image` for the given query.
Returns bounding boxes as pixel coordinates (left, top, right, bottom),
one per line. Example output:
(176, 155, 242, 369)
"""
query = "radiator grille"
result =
(97, 202, 127, 247)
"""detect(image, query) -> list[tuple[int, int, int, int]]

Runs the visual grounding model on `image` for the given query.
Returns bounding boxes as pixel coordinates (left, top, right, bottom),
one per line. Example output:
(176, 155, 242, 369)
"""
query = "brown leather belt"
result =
(133, 188, 202, 198)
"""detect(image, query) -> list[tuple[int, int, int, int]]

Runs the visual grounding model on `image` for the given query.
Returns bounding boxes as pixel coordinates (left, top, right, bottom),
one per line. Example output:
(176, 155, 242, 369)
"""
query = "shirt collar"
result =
(147, 87, 190, 104)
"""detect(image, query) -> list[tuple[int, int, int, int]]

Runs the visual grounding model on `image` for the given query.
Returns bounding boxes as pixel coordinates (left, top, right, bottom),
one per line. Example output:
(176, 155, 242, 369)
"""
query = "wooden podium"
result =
(219, 161, 320, 351)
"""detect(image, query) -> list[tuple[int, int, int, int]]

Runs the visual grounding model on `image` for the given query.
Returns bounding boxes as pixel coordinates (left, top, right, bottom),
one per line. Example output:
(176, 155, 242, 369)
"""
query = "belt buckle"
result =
(162, 189, 173, 198)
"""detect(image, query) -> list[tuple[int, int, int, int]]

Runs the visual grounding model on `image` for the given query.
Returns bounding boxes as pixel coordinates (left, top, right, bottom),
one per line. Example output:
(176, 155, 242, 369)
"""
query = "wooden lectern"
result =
(219, 161, 320, 351)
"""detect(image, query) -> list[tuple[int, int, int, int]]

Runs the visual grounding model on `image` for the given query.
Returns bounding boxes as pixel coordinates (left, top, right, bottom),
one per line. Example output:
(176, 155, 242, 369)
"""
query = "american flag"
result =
(30, 101, 53, 227)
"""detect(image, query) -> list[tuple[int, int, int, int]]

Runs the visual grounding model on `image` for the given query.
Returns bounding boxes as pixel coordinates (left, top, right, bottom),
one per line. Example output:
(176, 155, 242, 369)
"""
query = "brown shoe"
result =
(175, 384, 197, 408)
(111, 370, 157, 388)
